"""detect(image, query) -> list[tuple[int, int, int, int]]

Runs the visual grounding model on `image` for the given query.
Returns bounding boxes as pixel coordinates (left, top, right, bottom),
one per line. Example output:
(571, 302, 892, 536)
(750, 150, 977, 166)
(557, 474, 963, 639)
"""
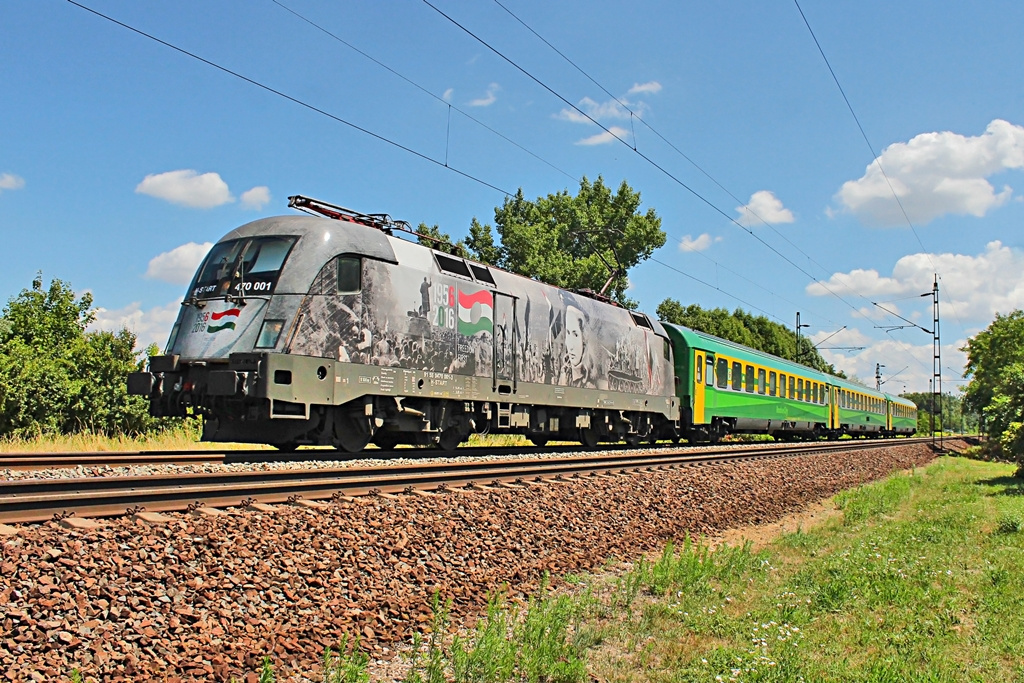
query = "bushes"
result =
(0, 274, 168, 438)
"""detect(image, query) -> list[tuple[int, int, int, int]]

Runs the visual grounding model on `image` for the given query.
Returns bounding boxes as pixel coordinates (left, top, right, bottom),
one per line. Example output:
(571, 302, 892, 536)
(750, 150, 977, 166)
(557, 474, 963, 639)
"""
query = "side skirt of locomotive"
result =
(128, 352, 680, 451)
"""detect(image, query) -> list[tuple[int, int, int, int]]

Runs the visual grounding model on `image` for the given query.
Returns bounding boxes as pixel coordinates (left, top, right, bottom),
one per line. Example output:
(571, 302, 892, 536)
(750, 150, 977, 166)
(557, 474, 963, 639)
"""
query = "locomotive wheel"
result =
(435, 426, 467, 451)
(333, 413, 374, 453)
(372, 432, 401, 452)
(577, 427, 599, 449)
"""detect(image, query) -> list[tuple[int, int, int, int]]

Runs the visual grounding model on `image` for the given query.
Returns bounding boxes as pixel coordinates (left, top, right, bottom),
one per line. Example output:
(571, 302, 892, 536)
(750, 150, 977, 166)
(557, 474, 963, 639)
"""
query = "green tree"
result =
(656, 299, 844, 376)
(0, 274, 158, 437)
(465, 177, 665, 308)
(415, 223, 465, 256)
(962, 310, 1024, 457)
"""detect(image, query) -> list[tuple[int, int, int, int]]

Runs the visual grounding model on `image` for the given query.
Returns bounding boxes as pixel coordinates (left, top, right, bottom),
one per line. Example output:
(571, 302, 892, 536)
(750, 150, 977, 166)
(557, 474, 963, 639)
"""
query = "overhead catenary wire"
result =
(791, 0, 969, 339)
(422, 0, 899, 331)
(63, 0, 811, 331)
(270, 0, 579, 184)
(64, 0, 514, 198)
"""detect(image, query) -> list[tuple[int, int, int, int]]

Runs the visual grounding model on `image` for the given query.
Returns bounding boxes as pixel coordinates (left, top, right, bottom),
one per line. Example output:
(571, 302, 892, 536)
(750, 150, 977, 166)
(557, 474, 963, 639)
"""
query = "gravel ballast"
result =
(1, 442, 941, 681)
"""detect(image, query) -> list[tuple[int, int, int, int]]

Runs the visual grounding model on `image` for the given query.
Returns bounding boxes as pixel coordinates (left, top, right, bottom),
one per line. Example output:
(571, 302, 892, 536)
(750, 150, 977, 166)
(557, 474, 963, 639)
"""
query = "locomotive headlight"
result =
(255, 319, 285, 349)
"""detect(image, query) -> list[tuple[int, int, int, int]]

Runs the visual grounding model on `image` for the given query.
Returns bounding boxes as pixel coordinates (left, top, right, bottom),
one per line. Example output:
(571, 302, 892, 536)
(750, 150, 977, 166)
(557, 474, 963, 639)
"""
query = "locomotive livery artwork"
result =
(127, 195, 916, 452)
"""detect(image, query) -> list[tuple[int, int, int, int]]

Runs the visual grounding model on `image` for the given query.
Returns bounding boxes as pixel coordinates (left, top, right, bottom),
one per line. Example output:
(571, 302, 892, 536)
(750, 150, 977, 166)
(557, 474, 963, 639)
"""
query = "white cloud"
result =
(678, 233, 719, 252)
(135, 169, 234, 208)
(575, 126, 629, 146)
(442, 88, 453, 102)
(556, 82, 661, 126)
(835, 119, 1024, 226)
(627, 81, 662, 95)
(806, 240, 1024, 325)
(144, 242, 213, 285)
(735, 190, 794, 227)
(240, 186, 270, 210)
(90, 299, 183, 353)
(556, 96, 630, 123)
(0, 173, 25, 191)
(468, 83, 500, 107)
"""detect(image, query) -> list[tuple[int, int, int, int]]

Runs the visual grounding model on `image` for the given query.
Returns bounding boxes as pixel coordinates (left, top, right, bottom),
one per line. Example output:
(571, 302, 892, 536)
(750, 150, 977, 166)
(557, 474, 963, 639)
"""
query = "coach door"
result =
(829, 386, 840, 429)
(693, 350, 708, 424)
(886, 401, 893, 431)
(492, 292, 517, 392)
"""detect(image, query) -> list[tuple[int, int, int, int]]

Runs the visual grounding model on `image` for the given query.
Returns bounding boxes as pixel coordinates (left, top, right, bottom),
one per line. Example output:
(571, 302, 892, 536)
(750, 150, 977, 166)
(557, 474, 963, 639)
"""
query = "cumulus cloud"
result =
(556, 96, 630, 123)
(678, 233, 719, 252)
(835, 119, 1024, 226)
(144, 242, 213, 285)
(240, 186, 271, 210)
(806, 240, 1024, 325)
(627, 81, 662, 95)
(468, 83, 500, 107)
(555, 81, 661, 129)
(90, 299, 183, 353)
(812, 328, 967, 394)
(442, 88, 453, 102)
(735, 190, 794, 227)
(0, 173, 25, 192)
(136, 169, 234, 208)
(575, 126, 630, 146)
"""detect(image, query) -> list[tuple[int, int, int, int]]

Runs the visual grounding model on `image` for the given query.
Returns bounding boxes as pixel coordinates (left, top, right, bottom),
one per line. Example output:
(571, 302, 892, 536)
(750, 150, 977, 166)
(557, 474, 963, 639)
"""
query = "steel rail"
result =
(0, 439, 931, 524)
(0, 436, 928, 471)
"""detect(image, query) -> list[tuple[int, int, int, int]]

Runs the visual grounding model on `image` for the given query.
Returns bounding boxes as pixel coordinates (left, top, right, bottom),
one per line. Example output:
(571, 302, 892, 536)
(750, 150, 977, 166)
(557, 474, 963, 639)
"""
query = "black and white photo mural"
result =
(290, 254, 670, 396)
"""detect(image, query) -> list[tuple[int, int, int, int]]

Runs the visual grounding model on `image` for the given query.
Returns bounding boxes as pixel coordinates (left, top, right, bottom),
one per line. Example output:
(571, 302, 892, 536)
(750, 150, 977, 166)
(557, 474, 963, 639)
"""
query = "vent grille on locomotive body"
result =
(128, 202, 680, 452)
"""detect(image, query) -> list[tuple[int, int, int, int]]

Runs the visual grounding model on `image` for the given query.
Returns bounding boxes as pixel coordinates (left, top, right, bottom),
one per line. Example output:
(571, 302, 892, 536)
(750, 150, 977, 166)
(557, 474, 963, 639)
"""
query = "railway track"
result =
(0, 438, 931, 524)
(0, 436, 935, 470)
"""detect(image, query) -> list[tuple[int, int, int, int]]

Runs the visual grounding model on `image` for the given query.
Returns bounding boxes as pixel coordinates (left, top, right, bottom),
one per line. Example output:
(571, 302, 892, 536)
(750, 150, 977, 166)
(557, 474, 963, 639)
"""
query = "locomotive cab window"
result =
(337, 256, 361, 293)
(717, 359, 729, 388)
(190, 235, 297, 300)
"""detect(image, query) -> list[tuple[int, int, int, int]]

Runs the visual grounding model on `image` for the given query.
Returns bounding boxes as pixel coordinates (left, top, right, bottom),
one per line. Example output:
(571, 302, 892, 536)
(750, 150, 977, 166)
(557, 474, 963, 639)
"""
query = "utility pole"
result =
(875, 363, 885, 391)
(795, 312, 810, 363)
(922, 275, 942, 452)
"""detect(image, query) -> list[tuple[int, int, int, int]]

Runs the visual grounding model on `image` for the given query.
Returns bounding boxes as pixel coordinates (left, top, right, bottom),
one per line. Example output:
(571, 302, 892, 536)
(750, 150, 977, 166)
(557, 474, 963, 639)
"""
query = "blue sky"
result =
(2, 0, 1023, 393)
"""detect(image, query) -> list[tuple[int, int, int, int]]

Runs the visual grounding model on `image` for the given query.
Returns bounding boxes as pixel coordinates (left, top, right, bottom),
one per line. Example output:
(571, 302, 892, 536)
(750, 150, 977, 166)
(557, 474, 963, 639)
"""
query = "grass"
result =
(583, 456, 1024, 682)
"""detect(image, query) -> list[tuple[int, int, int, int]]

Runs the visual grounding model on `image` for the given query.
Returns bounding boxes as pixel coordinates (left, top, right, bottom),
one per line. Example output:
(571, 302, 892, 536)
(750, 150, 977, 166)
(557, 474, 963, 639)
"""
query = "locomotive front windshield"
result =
(189, 236, 297, 300)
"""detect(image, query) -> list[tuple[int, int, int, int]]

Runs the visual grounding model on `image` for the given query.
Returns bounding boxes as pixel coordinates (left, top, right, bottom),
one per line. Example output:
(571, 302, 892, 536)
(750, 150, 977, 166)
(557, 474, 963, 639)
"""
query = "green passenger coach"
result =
(663, 324, 916, 442)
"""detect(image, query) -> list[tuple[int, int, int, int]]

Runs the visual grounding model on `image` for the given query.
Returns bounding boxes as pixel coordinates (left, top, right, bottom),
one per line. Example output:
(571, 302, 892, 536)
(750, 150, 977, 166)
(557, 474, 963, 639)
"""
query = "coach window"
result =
(337, 256, 361, 293)
(797, 378, 804, 401)
(779, 373, 787, 398)
(732, 361, 743, 391)
(813, 383, 819, 403)
(745, 365, 755, 392)
(717, 359, 729, 388)
(769, 371, 777, 396)
(707, 357, 715, 386)
(696, 354, 704, 384)
(757, 368, 766, 395)
(788, 376, 795, 399)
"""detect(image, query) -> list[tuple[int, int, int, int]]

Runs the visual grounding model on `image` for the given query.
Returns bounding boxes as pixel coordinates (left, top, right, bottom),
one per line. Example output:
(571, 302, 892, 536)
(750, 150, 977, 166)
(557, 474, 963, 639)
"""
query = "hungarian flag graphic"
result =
(207, 308, 241, 333)
(457, 289, 493, 336)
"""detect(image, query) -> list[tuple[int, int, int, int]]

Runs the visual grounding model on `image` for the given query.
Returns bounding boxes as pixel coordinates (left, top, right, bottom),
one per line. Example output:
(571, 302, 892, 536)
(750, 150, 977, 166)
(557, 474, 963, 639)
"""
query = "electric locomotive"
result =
(128, 196, 679, 451)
